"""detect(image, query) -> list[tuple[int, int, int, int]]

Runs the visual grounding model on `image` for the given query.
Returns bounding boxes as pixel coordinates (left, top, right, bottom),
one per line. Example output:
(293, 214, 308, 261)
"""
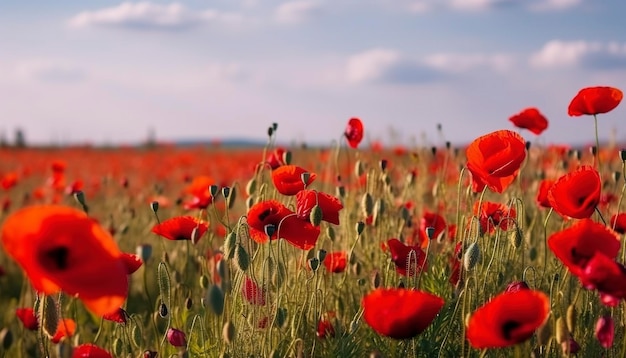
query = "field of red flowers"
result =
(0, 86, 624, 357)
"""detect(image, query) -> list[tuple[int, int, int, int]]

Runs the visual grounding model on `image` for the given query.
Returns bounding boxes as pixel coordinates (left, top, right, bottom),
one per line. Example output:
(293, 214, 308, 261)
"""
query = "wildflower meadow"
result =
(0, 86, 625, 357)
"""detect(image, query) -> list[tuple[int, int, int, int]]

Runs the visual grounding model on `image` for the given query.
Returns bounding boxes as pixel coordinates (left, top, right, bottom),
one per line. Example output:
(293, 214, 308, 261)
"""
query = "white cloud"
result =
(530, 40, 626, 69)
(68, 2, 243, 30)
(274, 1, 323, 24)
(346, 49, 402, 83)
(15, 60, 86, 83)
(424, 53, 514, 72)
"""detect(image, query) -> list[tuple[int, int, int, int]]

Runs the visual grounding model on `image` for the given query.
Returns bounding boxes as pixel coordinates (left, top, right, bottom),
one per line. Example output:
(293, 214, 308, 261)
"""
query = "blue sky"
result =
(0, 0, 625, 146)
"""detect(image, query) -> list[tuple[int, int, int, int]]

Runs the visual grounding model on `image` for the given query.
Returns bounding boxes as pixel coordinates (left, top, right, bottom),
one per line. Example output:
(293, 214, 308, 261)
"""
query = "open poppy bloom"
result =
(418, 211, 447, 246)
(296, 189, 343, 225)
(72, 343, 113, 358)
(467, 289, 550, 348)
(610, 213, 626, 234)
(1, 205, 129, 316)
(103, 307, 127, 324)
(547, 166, 601, 219)
(362, 288, 444, 339)
(265, 147, 287, 170)
(323, 251, 348, 273)
(548, 219, 620, 278)
(509, 107, 549, 135)
(183, 175, 214, 209)
(466, 130, 526, 193)
(536, 179, 554, 209)
(473, 201, 516, 235)
(247, 200, 320, 250)
(271, 165, 317, 196)
(345, 117, 364, 149)
(568, 86, 623, 116)
(16, 308, 39, 330)
(387, 238, 428, 276)
(580, 252, 626, 306)
(152, 216, 208, 243)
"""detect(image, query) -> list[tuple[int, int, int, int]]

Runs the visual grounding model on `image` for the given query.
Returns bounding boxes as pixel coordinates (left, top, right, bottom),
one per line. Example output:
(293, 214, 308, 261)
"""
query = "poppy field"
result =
(0, 86, 625, 357)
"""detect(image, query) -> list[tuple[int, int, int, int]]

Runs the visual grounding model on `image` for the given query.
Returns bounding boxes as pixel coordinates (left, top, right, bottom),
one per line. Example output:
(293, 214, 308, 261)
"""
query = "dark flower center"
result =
(40, 246, 70, 271)
(501, 320, 522, 340)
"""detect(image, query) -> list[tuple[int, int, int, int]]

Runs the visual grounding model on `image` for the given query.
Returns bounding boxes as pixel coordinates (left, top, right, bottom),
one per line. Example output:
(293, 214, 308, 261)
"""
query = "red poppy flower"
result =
(151, 216, 208, 243)
(1, 205, 128, 316)
(271, 165, 317, 196)
(345, 117, 364, 149)
(323, 251, 347, 273)
(317, 314, 336, 339)
(473, 201, 516, 235)
(183, 175, 214, 209)
(16, 308, 39, 330)
(362, 288, 444, 339)
(536, 179, 554, 209)
(266, 147, 287, 170)
(72, 343, 113, 358)
(579, 253, 626, 306)
(1, 172, 18, 190)
(509, 107, 549, 135)
(610, 213, 626, 234)
(242, 276, 266, 306)
(247, 200, 320, 249)
(595, 315, 614, 348)
(103, 307, 127, 324)
(467, 289, 549, 348)
(387, 238, 428, 277)
(548, 219, 620, 278)
(504, 281, 529, 293)
(466, 130, 526, 193)
(548, 166, 601, 219)
(418, 211, 446, 246)
(51, 318, 77, 343)
(568, 86, 623, 116)
(296, 189, 343, 225)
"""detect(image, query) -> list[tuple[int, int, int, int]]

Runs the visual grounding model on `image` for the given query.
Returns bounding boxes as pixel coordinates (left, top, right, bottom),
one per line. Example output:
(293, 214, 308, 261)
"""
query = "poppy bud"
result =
(159, 302, 168, 318)
(613, 171, 621, 183)
(282, 150, 292, 165)
(354, 160, 364, 178)
(113, 337, 123, 356)
(620, 149, 626, 162)
(222, 321, 236, 344)
(246, 178, 257, 196)
(272, 262, 286, 288)
(590, 145, 597, 156)
(275, 307, 287, 328)
(143, 351, 157, 358)
(207, 285, 225, 315)
(246, 196, 255, 211)
(463, 242, 480, 271)
(131, 324, 143, 348)
(300, 172, 311, 187)
(361, 193, 373, 217)
(504, 280, 529, 293)
(566, 305, 576, 334)
(199, 274, 209, 289)
(555, 317, 569, 344)
(185, 297, 193, 310)
(216, 260, 230, 290)
(326, 226, 336, 242)
(0, 328, 12, 350)
(191, 227, 201, 245)
(224, 232, 237, 260)
(425, 227, 436, 240)
(529, 247, 537, 261)
(445, 141, 451, 150)
(316, 249, 327, 263)
(73, 190, 86, 207)
(264, 224, 276, 238)
(371, 270, 381, 289)
(372, 199, 385, 226)
(379, 159, 388, 172)
(267, 126, 274, 137)
(234, 244, 249, 272)
(157, 262, 171, 307)
(209, 184, 219, 198)
(308, 258, 320, 271)
(335, 185, 346, 199)
(166, 328, 187, 347)
(509, 227, 522, 249)
(136, 244, 153, 263)
(595, 314, 614, 348)
(355, 221, 365, 236)
(150, 201, 159, 214)
(43, 295, 59, 339)
(310, 205, 323, 227)
(219, 186, 229, 200)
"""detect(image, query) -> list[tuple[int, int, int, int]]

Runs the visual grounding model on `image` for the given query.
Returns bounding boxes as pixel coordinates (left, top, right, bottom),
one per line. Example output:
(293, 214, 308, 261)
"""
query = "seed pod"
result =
(234, 244, 249, 272)
(463, 242, 480, 271)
